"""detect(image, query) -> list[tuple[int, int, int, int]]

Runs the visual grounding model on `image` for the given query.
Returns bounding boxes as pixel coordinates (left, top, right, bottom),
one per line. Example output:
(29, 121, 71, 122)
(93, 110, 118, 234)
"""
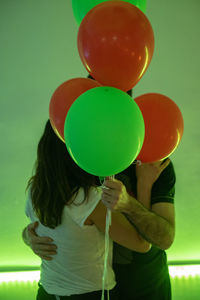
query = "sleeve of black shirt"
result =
(151, 160, 176, 205)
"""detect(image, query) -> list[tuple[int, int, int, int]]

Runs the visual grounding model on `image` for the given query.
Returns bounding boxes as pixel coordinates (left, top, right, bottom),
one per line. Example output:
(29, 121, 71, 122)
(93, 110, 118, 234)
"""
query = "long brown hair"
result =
(26, 120, 99, 229)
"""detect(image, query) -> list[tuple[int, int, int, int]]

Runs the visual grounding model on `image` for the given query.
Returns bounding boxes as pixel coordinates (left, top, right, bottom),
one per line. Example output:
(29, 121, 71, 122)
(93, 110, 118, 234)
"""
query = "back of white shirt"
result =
(25, 186, 116, 296)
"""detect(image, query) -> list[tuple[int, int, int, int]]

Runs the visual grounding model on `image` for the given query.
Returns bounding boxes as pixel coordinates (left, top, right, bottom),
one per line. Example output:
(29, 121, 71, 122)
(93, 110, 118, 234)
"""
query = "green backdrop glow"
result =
(0, 0, 200, 269)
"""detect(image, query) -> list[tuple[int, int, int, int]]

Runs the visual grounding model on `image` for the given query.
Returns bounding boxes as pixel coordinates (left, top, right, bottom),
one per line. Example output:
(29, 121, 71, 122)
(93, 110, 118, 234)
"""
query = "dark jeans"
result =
(114, 277, 171, 300)
(113, 263, 172, 300)
(36, 283, 120, 300)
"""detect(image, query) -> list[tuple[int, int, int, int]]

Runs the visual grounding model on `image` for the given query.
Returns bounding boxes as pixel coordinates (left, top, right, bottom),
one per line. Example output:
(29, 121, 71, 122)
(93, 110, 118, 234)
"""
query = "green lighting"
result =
(1, 265, 200, 284)
(0, 271, 40, 284)
(169, 265, 200, 278)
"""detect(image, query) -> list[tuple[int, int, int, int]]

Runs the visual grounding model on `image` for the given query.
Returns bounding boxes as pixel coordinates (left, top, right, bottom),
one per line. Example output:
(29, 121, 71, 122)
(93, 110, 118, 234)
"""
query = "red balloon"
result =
(78, 1, 154, 92)
(49, 78, 101, 142)
(135, 93, 184, 163)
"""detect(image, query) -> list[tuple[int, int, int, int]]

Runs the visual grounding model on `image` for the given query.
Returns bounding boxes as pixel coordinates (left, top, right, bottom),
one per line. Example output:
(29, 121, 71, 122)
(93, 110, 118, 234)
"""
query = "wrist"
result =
(137, 179, 153, 190)
(137, 180, 152, 209)
(122, 194, 137, 213)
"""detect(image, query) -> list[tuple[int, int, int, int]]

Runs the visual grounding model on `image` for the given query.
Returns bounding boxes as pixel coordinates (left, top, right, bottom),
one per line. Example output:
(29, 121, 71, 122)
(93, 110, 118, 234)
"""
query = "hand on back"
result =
(25, 221, 57, 260)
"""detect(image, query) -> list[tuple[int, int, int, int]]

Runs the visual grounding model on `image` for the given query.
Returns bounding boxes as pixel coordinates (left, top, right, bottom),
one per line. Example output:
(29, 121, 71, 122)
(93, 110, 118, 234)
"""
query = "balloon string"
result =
(99, 162, 141, 300)
(99, 161, 141, 185)
(132, 159, 141, 165)
(100, 175, 114, 300)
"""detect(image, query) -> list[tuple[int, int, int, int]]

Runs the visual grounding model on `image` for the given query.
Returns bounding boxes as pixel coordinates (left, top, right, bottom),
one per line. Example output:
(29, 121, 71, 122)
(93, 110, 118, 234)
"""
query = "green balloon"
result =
(64, 87, 145, 177)
(71, 0, 147, 25)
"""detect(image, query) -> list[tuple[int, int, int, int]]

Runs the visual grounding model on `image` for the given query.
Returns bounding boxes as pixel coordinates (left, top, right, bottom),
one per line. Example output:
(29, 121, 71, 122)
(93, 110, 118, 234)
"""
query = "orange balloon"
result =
(135, 93, 184, 162)
(78, 1, 154, 91)
(49, 78, 101, 142)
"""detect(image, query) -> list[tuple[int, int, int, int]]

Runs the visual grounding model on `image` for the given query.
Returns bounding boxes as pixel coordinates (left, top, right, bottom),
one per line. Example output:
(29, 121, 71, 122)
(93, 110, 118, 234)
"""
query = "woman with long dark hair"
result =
(23, 119, 151, 300)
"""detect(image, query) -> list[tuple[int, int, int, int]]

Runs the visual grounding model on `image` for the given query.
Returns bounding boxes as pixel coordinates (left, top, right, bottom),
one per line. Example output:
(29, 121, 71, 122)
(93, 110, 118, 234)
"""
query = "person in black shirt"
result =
(87, 74, 176, 299)
(109, 159, 175, 300)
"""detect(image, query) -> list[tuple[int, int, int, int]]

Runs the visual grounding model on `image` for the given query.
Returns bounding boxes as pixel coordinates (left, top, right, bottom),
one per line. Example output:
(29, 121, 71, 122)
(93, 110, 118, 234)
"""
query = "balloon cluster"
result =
(49, 0, 184, 177)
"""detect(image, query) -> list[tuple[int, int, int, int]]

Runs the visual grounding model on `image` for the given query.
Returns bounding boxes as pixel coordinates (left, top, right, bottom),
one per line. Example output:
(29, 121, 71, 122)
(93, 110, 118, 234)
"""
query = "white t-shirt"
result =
(25, 186, 116, 296)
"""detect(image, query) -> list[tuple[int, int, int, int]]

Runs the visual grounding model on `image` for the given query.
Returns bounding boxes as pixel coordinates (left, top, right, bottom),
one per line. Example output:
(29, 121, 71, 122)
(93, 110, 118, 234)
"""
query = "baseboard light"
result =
(1, 265, 200, 283)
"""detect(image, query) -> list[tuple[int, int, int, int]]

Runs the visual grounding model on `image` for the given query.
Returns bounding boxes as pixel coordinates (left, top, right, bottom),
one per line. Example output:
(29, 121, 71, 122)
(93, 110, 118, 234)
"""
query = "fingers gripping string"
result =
(132, 160, 141, 166)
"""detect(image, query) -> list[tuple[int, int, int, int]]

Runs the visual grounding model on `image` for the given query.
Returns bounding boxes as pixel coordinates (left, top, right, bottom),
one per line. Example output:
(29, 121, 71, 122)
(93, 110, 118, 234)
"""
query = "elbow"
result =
(141, 231, 175, 252)
(144, 243, 152, 253)
(140, 241, 152, 253)
(136, 233, 152, 253)
(159, 231, 175, 250)
(161, 238, 174, 250)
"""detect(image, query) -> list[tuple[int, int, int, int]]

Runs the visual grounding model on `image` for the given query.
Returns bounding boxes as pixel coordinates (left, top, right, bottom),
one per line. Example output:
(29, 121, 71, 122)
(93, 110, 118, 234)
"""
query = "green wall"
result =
(0, 0, 200, 269)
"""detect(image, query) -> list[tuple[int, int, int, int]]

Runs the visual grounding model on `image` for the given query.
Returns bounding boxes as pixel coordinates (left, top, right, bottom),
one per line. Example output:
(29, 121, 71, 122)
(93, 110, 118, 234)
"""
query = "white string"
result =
(100, 175, 114, 300)
(99, 161, 141, 300)
(132, 160, 141, 165)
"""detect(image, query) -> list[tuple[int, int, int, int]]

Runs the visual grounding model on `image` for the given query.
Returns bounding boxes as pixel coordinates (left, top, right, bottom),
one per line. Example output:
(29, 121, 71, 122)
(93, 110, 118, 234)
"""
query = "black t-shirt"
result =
(112, 160, 176, 295)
